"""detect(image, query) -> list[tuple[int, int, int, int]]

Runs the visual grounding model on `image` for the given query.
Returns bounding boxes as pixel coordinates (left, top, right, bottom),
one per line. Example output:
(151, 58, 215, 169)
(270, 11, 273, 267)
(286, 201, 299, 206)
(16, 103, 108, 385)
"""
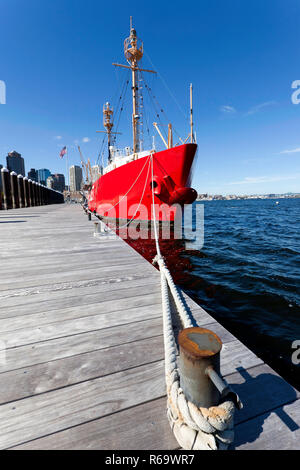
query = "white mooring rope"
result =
(150, 154, 237, 450)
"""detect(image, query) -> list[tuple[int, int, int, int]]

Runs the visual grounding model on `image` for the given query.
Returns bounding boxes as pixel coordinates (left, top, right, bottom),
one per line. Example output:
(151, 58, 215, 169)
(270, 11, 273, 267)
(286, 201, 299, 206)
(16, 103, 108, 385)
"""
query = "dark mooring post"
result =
(41, 185, 46, 205)
(28, 179, 34, 207)
(42, 185, 46, 205)
(36, 182, 41, 206)
(23, 177, 30, 207)
(31, 181, 35, 206)
(178, 327, 225, 408)
(1, 167, 13, 210)
(17, 174, 25, 208)
(10, 171, 20, 209)
(45, 187, 49, 205)
(32, 180, 37, 206)
(37, 183, 42, 206)
(33, 181, 38, 206)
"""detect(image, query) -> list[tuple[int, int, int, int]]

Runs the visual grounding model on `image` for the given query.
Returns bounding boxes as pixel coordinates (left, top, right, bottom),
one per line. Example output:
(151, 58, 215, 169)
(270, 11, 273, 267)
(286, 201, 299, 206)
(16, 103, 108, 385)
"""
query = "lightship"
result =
(88, 20, 197, 222)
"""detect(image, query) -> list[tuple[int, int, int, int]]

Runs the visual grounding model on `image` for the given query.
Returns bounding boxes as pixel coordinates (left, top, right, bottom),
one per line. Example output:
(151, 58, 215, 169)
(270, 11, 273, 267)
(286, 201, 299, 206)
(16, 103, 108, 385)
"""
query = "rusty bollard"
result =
(178, 327, 230, 408)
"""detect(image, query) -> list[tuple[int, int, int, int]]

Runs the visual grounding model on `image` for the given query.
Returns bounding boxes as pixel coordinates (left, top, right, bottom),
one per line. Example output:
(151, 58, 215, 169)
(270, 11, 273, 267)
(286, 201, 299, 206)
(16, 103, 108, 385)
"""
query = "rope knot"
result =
(152, 253, 164, 265)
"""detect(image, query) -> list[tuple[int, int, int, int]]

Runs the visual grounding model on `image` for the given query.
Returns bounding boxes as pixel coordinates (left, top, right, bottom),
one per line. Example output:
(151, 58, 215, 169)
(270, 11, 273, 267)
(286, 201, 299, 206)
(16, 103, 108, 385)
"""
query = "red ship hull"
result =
(88, 143, 197, 222)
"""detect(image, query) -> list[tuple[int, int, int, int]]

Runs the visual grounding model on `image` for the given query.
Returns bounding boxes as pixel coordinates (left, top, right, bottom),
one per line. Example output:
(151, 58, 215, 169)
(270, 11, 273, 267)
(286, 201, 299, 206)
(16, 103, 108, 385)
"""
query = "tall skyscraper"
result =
(37, 168, 51, 185)
(52, 173, 65, 192)
(69, 165, 83, 192)
(28, 168, 38, 182)
(6, 151, 25, 176)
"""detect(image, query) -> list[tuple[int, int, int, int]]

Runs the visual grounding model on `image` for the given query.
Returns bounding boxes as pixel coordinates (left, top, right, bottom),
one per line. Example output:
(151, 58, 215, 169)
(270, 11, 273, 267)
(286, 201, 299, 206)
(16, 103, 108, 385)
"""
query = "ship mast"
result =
(97, 102, 121, 163)
(125, 22, 142, 153)
(113, 18, 156, 155)
(103, 102, 114, 161)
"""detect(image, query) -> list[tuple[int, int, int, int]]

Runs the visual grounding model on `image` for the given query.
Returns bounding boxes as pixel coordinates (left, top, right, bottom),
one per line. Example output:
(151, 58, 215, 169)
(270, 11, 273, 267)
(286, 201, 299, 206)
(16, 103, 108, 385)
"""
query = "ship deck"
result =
(0, 204, 299, 450)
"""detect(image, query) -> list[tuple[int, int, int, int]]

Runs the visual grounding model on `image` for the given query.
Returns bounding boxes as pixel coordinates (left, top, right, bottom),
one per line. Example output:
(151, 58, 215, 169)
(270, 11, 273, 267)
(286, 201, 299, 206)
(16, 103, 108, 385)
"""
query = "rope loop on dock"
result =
(150, 155, 237, 450)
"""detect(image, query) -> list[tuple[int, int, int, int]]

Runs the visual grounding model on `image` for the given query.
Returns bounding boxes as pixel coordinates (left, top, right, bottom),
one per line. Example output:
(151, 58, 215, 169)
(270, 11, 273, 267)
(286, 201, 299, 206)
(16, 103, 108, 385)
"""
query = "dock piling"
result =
(28, 179, 34, 207)
(32, 181, 37, 206)
(1, 167, 13, 210)
(23, 177, 30, 207)
(11, 172, 20, 209)
(17, 174, 25, 208)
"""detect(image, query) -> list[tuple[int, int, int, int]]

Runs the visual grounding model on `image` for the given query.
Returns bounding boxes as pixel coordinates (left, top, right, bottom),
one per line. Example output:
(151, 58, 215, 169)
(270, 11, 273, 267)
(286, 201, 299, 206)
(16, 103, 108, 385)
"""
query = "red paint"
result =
(88, 143, 197, 221)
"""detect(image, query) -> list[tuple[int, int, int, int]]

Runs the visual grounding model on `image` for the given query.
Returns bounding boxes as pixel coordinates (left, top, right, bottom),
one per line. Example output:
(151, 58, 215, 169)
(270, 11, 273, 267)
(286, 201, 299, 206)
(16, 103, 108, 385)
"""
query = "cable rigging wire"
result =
(144, 49, 189, 123)
(114, 76, 130, 134)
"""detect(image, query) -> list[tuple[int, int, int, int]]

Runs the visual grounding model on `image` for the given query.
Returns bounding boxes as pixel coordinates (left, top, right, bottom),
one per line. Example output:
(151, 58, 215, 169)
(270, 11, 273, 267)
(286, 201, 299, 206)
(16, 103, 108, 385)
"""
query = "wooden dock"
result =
(0, 204, 299, 450)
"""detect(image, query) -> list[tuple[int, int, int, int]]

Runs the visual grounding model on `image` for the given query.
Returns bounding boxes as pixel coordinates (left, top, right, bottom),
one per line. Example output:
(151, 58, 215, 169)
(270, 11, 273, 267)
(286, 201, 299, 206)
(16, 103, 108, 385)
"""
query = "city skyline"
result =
(0, 1, 300, 195)
(0, 150, 67, 188)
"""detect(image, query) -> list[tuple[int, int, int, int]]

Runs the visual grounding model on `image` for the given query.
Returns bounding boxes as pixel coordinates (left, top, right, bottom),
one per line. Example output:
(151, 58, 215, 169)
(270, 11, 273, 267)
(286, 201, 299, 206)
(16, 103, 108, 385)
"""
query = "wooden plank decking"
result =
(0, 204, 299, 450)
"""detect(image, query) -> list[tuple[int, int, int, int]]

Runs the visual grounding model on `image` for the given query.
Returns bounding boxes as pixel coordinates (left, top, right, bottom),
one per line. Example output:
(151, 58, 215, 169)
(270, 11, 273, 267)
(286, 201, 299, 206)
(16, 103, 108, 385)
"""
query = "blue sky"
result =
(0, 0, 300, 194)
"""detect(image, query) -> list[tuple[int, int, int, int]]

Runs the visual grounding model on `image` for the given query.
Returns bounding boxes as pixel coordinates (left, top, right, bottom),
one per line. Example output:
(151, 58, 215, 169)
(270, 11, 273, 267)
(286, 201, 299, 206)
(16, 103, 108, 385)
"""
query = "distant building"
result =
(69, 165, 83, 192)
(46, 176, 54, 189)
(0, 164, 2, 192)
(37, 168, 51, 185)
(6, 151, 25, 176)
(91, 165, 102, 183)
(52, 173, 65, 192)
(28, 168, 38, 182)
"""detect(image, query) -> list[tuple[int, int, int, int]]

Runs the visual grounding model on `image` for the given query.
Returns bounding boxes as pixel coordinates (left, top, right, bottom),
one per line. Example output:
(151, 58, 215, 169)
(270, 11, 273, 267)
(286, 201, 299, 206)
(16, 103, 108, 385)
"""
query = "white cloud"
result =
(229, 174, 300, 185)
(246, 101, 276, 115)
(220, 105, 236, 113)
(54, 135, 62, 140)
(280, 147, 300, 154)
(82, 137, 91, 143)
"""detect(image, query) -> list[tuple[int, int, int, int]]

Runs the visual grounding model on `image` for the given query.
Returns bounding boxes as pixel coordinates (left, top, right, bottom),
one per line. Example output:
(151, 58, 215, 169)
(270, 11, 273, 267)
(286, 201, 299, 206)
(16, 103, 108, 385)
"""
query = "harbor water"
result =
(124, 198, 300, 390)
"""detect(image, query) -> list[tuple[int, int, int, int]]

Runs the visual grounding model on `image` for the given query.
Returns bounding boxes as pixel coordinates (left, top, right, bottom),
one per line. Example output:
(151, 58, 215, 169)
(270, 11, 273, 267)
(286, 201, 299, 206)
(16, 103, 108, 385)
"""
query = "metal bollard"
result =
(178, 327, 229, 408)
(17, 175, 25, 208)
(94, 222, 99, 235)
(88, 212, 91, 221)
(1, 167, 12, 210)
(10, 171, 19, 209)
